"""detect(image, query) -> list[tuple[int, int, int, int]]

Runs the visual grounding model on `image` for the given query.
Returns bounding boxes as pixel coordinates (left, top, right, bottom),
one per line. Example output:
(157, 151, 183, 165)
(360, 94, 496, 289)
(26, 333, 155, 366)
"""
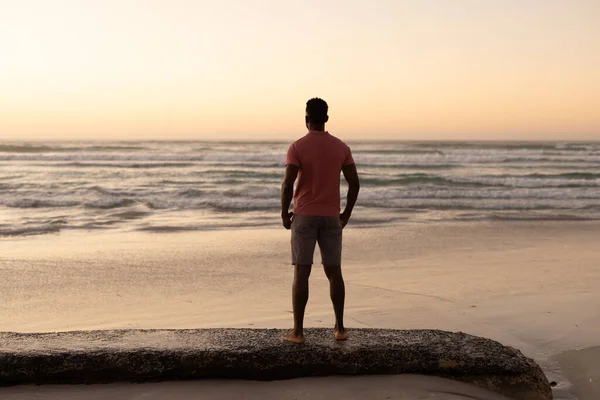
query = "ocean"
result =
(1, 141, 599, 237)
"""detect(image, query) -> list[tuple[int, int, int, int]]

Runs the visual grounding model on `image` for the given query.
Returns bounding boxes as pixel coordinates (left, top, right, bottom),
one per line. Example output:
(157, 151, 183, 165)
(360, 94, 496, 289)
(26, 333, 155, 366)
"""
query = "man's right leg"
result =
(323, 264, 346, 340)
(319, 217, 346, 340)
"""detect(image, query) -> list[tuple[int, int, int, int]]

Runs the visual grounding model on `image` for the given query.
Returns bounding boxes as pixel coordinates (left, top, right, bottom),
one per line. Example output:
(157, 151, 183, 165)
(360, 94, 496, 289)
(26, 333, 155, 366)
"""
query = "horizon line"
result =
(2, 138, 599, 144)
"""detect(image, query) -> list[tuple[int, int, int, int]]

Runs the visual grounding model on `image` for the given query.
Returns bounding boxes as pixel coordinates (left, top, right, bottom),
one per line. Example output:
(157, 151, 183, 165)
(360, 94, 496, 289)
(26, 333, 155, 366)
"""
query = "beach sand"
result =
(0, 375, 511, 400)
(553, 346, 600, 399)
(1, 221, 599, 399)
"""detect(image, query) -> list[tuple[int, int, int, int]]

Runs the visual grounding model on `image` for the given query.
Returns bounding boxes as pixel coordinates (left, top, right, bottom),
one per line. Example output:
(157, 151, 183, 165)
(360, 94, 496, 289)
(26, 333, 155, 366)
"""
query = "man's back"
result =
(286, 131, 354, 217)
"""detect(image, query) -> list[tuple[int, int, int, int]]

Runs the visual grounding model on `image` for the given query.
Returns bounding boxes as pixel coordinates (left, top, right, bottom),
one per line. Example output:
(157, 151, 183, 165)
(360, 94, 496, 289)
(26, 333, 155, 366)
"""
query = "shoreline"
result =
(2, 214, 600, 240)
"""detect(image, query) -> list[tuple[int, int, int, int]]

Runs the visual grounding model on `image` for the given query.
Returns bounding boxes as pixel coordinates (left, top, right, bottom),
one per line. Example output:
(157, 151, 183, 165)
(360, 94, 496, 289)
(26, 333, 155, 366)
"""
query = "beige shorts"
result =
(291, 215, 343, 266)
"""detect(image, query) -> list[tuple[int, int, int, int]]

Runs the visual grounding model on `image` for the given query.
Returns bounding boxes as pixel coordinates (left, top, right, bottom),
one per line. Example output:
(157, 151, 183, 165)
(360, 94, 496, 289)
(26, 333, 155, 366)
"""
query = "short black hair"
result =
(306, 98, 328, 124)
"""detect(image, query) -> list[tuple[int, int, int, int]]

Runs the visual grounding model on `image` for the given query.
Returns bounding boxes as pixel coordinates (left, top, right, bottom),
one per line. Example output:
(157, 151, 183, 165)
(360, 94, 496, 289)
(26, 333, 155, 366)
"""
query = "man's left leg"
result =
(284, 264, 312, 343)
(285, 215, 317, 344)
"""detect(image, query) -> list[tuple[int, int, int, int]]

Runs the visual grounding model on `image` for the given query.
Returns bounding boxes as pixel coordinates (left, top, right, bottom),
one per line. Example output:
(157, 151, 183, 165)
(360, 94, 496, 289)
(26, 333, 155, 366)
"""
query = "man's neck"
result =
(308, 124, 326, 131)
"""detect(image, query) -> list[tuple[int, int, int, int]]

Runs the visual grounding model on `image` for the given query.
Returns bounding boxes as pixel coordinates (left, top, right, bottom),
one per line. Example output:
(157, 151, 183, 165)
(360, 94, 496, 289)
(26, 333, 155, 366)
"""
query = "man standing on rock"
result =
(281, 98, 360, 344)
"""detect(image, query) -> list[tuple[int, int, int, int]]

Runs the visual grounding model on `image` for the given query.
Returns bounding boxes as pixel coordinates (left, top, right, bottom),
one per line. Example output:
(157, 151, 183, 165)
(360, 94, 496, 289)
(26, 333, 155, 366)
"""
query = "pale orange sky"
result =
(1, 0, 599, 141)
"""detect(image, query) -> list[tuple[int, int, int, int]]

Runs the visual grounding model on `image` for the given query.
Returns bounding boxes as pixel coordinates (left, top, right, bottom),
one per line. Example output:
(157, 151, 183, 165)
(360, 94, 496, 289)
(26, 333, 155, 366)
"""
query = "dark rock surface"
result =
(0, 328, 551, 400)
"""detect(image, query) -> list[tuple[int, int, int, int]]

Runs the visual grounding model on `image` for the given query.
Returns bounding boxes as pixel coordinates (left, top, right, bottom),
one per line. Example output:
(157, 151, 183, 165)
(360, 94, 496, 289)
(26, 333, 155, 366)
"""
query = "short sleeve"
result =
(343, 145, 355, 167)
(285, 143, 300, 167)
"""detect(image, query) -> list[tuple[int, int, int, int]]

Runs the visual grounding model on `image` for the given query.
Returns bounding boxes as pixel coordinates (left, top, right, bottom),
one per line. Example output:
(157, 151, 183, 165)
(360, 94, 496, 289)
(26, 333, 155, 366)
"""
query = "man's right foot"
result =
(334, 325, 348, 340)
(283, 329, 305, 344)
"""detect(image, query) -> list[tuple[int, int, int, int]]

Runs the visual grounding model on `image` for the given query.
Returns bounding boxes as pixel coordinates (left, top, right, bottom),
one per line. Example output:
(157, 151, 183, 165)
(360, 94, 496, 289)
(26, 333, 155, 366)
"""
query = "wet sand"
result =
(1, 221, 599, 399)
(0, 375, 511, 400)
(554, 346, 600, 399)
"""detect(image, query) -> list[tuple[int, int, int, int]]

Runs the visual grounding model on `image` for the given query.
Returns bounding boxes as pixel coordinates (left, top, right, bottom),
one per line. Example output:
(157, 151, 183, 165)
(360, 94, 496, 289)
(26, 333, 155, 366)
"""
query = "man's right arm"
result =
(341, 163, 360, 228)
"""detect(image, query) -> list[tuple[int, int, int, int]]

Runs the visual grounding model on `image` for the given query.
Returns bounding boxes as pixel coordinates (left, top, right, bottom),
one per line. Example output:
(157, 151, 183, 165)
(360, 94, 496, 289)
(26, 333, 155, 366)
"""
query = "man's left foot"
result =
(283, 329, 305, 344)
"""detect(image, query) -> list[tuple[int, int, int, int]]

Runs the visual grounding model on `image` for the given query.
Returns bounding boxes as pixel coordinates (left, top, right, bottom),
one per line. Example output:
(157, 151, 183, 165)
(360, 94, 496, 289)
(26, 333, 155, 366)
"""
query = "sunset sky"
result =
(1, 0, 599, 141)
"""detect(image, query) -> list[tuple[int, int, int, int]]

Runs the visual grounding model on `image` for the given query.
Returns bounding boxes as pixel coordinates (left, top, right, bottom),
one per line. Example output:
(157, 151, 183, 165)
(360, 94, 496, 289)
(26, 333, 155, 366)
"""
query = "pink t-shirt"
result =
(285, 131, 355, 217)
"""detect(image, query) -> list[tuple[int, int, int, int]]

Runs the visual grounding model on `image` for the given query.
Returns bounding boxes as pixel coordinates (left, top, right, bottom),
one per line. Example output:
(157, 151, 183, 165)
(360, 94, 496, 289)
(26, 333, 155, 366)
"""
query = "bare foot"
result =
(334, 329, 348, 341)
(283, 330, 305, 344)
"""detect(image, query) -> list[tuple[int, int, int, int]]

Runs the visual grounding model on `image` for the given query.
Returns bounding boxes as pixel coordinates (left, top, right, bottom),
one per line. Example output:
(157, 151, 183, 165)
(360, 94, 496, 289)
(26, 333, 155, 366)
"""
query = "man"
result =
(281, 98, 360, 344)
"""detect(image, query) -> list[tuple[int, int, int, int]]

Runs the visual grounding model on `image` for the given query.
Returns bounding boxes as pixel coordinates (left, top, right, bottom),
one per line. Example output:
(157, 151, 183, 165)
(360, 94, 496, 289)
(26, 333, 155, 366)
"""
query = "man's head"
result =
(305, 98, 329, 129)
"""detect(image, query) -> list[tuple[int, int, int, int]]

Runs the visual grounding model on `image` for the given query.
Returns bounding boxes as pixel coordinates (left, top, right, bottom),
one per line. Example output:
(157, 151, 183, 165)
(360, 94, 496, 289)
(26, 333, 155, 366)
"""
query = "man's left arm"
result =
(281, 164, 299, 229)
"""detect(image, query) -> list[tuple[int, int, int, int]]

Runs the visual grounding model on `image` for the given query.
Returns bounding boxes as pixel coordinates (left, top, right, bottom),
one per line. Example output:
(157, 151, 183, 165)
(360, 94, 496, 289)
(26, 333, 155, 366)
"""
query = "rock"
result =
(0, 328, 552, 400)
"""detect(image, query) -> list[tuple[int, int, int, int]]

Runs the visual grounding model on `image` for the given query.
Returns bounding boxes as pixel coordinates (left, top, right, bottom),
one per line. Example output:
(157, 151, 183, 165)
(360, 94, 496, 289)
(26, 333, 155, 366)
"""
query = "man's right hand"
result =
(340, 211, 351, 229)
(282, 212, 294, 230)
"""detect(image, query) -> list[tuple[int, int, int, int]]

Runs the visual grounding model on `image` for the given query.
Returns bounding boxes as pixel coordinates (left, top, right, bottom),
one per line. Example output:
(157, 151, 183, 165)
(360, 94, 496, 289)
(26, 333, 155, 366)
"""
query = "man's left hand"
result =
(282, 212, 294, 230)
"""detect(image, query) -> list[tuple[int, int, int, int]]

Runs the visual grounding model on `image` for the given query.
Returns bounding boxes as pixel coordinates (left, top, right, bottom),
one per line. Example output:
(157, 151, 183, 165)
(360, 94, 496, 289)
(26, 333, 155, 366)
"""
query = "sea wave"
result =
(359, 198, 599, 211)
(358, 187, 600, 201)
(3, 149, 600, 166)
(192, 169, 283, 179)
(359, 173, 600, 188)
(172, 188, 202, 198)
(2, 140, 600, 236)
(4, 198, 80, 208)
(354, 154, 600, 165)
(485, 213, 596, 221)
(83, 198, 138, 209)
(58, 162, 196, 168)
(3, 183, 598, 212)
(411, 141, 600, 151)
(0, 224, 62, 237)
(365, 163, 462, 170)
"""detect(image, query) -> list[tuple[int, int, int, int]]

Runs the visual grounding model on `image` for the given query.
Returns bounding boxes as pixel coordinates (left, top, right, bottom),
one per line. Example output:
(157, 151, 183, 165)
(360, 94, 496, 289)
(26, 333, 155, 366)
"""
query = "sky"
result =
(1, 0, 599, 141)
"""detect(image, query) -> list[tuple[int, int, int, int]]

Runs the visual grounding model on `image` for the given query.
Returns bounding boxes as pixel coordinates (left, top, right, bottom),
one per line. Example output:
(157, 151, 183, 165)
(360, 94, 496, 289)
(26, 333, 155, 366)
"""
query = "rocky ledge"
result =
(0, 328, 551, 400)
